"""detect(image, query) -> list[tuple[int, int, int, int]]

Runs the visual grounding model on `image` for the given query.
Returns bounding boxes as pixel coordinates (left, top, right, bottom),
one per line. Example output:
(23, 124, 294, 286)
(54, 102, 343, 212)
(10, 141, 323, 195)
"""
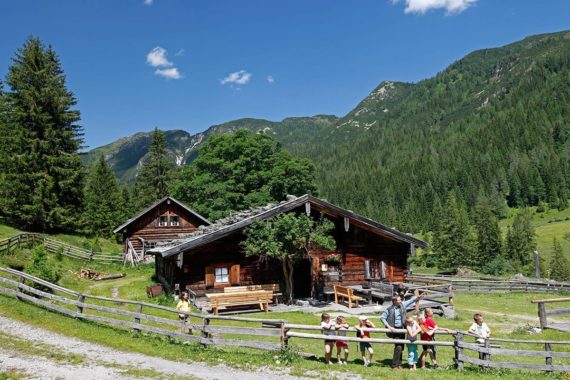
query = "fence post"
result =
(537, 302, 547, 329)
(201, 317, 211, 346)
(544, 343, 553, 373)
(454, 332, 464, 371)
(280, 321, 290, 349)
(17, 234, 21, 249)
(76, 294, 85, 316)
(448, 284, 454, 308)
(16, 276, 25, 300)
(483, 338, 491, 363)
(133, 303, 143, 332)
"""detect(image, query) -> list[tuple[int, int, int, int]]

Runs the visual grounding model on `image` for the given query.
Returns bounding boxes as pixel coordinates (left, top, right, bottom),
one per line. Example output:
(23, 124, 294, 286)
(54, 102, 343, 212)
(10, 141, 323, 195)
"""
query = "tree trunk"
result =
(282, 259, 293, 305)
(287, 257, 295, 303)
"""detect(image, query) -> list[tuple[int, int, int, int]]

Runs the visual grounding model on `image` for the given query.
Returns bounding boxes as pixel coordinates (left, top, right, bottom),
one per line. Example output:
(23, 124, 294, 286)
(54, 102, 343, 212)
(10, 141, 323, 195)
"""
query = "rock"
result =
(441, 306, 458, 319)
(294, 299, 310, 307)
(530, 327, 542, 334)
(509, 273, 530, 282)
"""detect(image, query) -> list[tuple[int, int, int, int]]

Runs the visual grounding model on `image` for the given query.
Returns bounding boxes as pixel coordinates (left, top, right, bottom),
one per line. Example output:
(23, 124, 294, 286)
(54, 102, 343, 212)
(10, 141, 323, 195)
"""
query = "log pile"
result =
(77, 268, 126, 281)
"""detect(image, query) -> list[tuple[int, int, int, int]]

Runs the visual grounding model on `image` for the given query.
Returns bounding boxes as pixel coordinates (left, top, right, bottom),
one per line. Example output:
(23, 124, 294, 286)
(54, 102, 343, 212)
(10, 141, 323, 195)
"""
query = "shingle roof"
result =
(148, 194, 428, 258)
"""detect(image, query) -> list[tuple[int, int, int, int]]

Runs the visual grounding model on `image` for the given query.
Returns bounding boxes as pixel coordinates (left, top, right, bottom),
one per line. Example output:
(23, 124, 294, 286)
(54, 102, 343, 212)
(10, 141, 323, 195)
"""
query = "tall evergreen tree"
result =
(432, 192, 477, 269)
(549, 238, 570, 281)
(0, 37, 83, 231)
(134, 128, 174, 210)
(82, 156, 122, 238)
(505, 209, 535, 271)
(473, 193, 503, 268)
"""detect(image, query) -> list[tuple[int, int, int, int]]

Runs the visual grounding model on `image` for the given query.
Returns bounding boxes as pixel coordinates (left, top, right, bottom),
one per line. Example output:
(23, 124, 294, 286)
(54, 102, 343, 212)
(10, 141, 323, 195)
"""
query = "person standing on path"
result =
(380, 294, 418, 370)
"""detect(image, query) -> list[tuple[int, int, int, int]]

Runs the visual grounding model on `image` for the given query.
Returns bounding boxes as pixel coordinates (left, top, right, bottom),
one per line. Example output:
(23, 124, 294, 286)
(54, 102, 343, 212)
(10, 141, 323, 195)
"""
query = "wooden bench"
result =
(206, 290, 272, 315)
(224, 284, 282, 303)
(333, 285, 362, 308)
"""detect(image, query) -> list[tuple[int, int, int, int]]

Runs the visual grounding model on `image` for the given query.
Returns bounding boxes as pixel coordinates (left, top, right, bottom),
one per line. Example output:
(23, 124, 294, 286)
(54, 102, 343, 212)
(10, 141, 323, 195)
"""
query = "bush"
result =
(26, 246, 61, 292)
(480, 256, 514, 276)
(2, 255, 27, 271)
(156, 293, 174, 306)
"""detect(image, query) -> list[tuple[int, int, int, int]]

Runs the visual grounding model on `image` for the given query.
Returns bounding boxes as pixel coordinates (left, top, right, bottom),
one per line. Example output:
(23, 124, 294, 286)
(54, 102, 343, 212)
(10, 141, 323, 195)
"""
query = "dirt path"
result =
(0, 316, 308, 380)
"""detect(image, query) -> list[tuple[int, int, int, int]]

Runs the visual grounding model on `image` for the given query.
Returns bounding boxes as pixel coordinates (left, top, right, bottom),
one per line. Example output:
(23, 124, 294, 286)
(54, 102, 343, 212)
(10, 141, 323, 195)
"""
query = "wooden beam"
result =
(344, 217, 349, 232)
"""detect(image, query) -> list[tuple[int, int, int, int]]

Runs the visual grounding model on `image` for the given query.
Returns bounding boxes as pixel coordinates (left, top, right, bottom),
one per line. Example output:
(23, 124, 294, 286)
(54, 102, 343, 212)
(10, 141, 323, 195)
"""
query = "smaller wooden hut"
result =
(113, 196, 211, 261)
(148, 195, 427, 298)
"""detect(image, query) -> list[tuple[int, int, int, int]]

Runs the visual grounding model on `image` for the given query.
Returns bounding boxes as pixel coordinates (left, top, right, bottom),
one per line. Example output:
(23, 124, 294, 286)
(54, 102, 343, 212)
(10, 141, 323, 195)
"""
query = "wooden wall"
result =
(121, 201, 206, 253)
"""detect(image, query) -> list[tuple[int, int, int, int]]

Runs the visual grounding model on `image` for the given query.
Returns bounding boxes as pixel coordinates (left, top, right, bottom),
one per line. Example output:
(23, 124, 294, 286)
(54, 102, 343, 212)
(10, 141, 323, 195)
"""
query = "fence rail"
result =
(407, 274, 570, 293)
(0, 266, 569, 373)
(531, 297, 570, 331)
(0, 233, 122, 263)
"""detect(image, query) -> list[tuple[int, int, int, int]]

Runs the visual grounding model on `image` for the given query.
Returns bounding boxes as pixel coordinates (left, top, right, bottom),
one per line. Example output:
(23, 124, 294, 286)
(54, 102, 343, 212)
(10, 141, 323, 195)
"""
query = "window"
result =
(215, 267, 229, 283)
(158, 216, 168, 227)
(366, 260, 386, 280)
(170, 215, 180, 227)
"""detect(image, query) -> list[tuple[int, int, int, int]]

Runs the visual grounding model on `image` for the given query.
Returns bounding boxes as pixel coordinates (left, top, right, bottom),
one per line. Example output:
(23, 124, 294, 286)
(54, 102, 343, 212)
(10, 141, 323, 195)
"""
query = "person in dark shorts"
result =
(321, 313, 336, 364)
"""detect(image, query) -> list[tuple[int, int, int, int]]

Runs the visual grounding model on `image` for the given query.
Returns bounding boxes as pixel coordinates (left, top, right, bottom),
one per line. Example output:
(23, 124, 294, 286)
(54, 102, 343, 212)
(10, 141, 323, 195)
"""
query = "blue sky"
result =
(1, 0, 570, 149)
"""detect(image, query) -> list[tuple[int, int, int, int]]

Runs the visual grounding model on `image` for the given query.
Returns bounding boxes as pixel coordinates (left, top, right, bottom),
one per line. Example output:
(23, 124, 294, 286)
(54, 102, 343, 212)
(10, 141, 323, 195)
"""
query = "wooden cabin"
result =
(149, 195, 427, 298)
(113, 196, 211, 259)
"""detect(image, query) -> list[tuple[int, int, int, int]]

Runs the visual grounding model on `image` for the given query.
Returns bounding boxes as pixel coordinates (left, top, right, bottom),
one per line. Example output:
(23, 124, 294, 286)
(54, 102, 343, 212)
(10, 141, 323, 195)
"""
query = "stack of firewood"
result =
(78, 268, 101, 279)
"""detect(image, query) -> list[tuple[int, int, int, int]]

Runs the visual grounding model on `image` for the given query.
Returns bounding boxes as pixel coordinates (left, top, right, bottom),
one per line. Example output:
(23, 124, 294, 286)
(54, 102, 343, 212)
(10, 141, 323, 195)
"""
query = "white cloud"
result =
(391, 0, 476, 15)
(146, 47, 172, 68)
(267, 75, 275, 84)
(220, 70, 252, 85)
(175, 48, 185, 57)
(155, 67, 181, 80)
(144, 0, 153, 5)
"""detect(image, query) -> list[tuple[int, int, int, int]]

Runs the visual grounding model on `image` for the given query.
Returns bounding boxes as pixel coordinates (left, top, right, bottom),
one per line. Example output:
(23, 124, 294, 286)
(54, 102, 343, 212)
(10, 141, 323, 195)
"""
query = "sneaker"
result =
(433, 364, 440, 370)
(363, 360, 369, 367)
(337, 360, 343, 365)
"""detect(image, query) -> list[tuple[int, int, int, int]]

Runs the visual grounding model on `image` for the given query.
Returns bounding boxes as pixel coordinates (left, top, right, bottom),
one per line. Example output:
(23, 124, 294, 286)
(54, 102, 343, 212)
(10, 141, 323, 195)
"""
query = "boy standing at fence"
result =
(468, 313, 491, 344)
(356, 316, 375, 367)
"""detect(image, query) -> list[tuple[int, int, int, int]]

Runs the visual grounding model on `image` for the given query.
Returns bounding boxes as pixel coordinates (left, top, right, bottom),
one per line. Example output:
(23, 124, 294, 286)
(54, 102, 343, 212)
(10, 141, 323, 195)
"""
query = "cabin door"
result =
(293, 258, 312, 298)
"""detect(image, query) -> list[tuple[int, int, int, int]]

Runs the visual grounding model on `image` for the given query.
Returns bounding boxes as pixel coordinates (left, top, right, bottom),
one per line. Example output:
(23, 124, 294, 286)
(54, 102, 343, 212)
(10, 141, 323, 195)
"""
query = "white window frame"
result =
(215, 267, 229, 283)
(158, 215, 168, 227)
(170, 215, 180, 227)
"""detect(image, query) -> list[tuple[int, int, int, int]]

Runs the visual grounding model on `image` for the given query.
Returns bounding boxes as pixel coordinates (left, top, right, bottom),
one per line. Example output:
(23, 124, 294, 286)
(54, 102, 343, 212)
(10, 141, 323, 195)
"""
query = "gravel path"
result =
(0, 316, 303, 380)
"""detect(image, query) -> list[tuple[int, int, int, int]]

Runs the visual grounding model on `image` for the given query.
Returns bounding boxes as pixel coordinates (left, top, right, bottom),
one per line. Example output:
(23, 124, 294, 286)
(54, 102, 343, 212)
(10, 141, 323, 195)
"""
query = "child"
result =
(355, 315, 375, 367)
(176, 292, 191, 334)
(321, 313, 336, 364)
(468, 313, 491, 344)
(405, 316, 421, 370)
(335, 315, 350, 365)
(418, 309, 449, 369)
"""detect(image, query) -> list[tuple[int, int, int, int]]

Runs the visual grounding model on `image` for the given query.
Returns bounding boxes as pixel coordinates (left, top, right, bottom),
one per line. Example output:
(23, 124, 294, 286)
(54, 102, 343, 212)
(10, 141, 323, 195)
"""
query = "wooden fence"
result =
(407, 274, 570, 293)
(0, 233, 121, 263)
(532, 297, 570, 331)
(0, 266, 569, 373)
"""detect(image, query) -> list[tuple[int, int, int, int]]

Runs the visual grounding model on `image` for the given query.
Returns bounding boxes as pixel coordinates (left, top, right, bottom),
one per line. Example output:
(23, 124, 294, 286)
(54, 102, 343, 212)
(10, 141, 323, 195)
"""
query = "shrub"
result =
(2, 255, 26, 271)
(26, 246, 61, 292)
(480, 256, 514, 276)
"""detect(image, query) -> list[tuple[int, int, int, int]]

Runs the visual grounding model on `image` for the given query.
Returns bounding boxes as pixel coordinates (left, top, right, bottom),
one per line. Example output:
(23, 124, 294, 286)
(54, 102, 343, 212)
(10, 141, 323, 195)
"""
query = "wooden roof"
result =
(151, 194, 427, 258)
(112, 196, 211, 234)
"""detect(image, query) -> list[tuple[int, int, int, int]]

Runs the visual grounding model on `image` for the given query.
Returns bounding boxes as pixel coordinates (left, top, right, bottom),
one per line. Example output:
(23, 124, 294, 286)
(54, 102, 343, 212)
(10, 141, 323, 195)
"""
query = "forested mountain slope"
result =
(82, 115, 337, 184)
(302, 30, 570, 232)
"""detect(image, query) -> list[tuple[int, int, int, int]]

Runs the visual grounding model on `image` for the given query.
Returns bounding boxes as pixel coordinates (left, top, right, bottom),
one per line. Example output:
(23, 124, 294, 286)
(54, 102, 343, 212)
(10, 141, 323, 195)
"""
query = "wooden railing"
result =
(0, 266, 569, 373)
(407, 274, 570, 293)
(0, 233, 121, 263)
(531, 297, 570, 330)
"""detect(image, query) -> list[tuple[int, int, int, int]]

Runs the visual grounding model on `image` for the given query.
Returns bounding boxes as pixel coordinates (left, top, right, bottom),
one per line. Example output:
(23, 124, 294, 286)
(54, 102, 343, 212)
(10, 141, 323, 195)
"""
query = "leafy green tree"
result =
(473, 194, 503, 268)
(134, 128, 175, 209)
(242, 214, 335, 304)
(505, 209, 535, 271)
(0, 37, 84, 231)
(432, 192, 477, 269)
(549, 238, 570, 281)
(27, 246, 61, 292)
(82, 156, 122, 238)
(172, 130, 317, 220)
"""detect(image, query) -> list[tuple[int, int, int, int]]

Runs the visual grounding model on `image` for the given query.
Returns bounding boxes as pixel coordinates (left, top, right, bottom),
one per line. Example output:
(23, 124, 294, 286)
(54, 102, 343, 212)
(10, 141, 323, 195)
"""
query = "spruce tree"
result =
(82, 156, 122, 238)
(505, 209, 535, 271)
(0, 37, 83, 231)
(134, 128, 174, 210)
(473, 194, 503, 268)
(432, 192, 477, 269)
(549, 238, 570, 281)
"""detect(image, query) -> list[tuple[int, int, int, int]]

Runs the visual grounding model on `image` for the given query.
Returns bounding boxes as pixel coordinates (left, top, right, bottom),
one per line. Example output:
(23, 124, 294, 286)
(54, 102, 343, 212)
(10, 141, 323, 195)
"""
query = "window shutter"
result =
(205, 266, 214, 287)
(364, 260, 371, 279)
(229, 264, 240, 285)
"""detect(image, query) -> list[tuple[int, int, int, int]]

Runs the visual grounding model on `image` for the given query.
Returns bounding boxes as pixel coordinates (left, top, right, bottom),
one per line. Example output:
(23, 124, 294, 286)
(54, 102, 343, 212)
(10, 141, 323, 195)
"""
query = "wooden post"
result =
(544, 343, 552, 373)
(133, 303, 143, 332)
(534, 249, 541, 279)
(17, 234, 21, 249)
(201, 317, 211, 346)
(16, 276, 25, 300)
(280, 321, 288, 349)
(538, 302, 547, 329)
(76, 294, 85, 315)
(484, 338, 491, 363)
(448, 284, 454, 308)
(454, 332, 464, 371)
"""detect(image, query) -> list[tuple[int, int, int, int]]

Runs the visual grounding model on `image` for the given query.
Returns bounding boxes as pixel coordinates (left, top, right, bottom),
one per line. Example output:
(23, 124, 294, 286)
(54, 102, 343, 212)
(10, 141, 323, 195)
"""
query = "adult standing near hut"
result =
(380, 294, 418, 370)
